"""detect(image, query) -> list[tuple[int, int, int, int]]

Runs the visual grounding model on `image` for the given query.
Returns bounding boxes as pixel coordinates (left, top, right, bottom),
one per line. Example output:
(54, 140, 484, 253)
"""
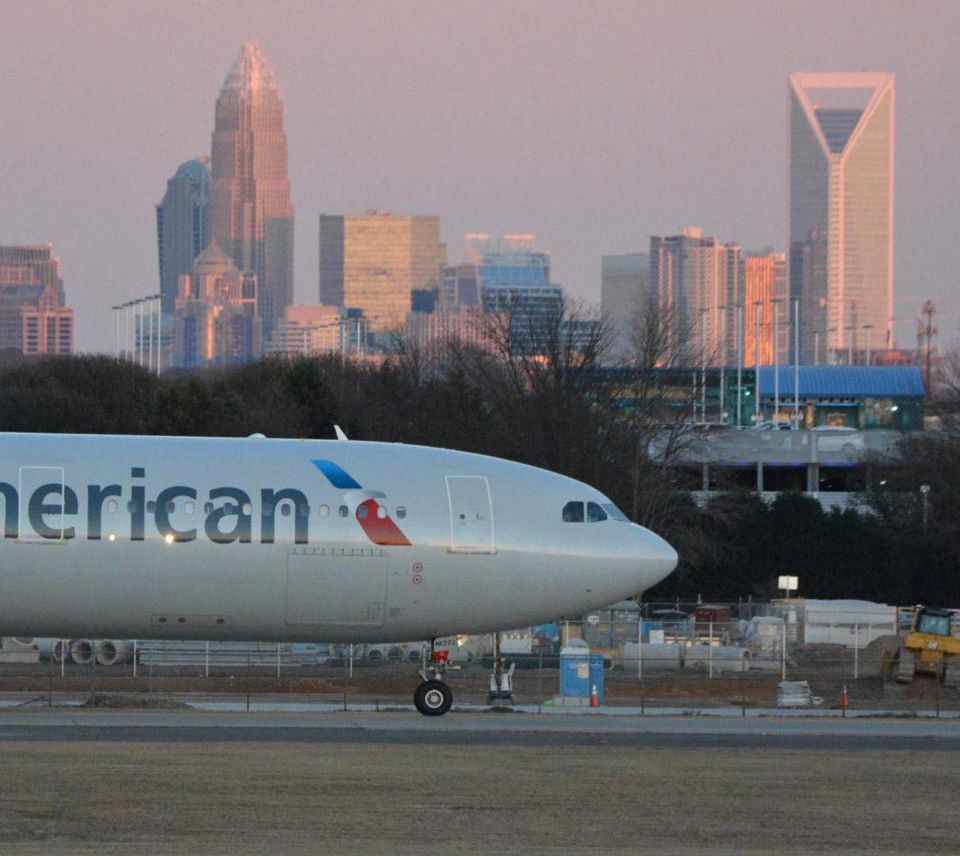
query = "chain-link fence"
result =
(1, 603, 958, 714)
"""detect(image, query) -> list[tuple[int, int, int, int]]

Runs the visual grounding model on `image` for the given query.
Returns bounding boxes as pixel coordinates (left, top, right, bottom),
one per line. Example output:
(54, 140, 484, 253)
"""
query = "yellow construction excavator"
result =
(894, 607, 960, 688)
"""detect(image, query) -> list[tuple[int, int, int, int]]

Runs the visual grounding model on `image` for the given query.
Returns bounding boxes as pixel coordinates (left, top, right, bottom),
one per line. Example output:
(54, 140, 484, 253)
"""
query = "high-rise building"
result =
(650, 228, 741, 366)
(788, 72, 894, 364)
(743, 252, 788, 366)
(268, 304, 367, 358)
(601, 253, 650, 360)
(156, 158, 210, 314)
(0, 245, 73, 355)
(207, 43, 294, 341)
(318, 212, 446, 333)
(171, 245, 259, 368)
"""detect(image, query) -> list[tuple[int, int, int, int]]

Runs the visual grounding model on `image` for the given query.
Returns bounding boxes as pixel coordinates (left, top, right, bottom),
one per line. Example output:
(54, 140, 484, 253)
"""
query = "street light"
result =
(771, 298, 784, 425)
(920, 484, 931, 531)
(863, 324, 875, 366)
(844, 324, 856, 365)
(753, 300, 763, 426)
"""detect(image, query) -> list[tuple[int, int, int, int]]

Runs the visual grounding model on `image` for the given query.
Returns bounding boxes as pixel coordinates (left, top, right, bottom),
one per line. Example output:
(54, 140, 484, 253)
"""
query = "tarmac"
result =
(1, 705, 959, 750)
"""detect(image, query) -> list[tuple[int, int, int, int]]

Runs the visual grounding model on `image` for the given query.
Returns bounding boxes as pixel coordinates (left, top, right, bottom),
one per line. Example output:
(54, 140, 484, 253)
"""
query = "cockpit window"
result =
(587, 502, 607, 522)
(562, 501, 584, 522)
(602, 503, 629, 522)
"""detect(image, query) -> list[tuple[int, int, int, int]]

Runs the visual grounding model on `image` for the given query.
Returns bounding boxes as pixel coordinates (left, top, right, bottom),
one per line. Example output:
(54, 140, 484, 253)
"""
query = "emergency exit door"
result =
(445, 475, 494, 553)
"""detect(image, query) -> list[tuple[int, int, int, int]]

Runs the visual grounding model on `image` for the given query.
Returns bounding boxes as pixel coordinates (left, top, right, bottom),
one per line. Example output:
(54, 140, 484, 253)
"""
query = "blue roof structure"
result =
(756, 366, 924, 398)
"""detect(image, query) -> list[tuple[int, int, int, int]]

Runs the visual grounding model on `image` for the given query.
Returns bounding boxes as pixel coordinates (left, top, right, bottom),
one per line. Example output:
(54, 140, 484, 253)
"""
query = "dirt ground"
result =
(0, 741, 956, 855)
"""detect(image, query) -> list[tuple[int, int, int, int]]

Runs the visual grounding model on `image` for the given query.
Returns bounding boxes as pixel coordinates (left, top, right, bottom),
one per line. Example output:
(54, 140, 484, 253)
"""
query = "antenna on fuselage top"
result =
(334, 425, 349, 441)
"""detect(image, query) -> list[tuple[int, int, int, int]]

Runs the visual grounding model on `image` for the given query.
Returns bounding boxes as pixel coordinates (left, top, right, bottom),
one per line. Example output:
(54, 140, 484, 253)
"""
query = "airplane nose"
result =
(640, 527, 678, 587)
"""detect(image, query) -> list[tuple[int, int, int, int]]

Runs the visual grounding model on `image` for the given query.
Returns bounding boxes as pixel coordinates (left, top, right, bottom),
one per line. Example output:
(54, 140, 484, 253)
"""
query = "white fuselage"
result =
(0, 434, 677, 643)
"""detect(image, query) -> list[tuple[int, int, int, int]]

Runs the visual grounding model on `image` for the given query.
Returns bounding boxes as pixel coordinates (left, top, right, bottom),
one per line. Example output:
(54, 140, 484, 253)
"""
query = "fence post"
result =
(132, 640, 138, 678)
(854, 624, 859, 680)
(708, 621, 713, 679)
(781, 617, 787, 681)
(205, 641, 210, 679)
(277, 642, 281, 680)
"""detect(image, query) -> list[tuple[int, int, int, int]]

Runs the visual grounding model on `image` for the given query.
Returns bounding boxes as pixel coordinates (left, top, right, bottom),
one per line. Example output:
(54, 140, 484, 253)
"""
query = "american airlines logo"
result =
(0, 459, 411, 547)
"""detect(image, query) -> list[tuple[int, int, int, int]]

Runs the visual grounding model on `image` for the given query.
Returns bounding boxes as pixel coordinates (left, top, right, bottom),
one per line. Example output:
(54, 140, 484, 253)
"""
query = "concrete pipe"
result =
(96, 640, 134, 667)
(70, 639, 95, 666)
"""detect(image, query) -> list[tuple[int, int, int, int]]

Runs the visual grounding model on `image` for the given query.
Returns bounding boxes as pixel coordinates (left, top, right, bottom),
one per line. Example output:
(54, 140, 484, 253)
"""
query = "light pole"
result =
(845, 324, 856, 365)
(772, 298, 784, 425)
(699, 307, 708, 422)
(736, 303, 744, 427)
(827, 328, 838, 366)
(793, 297, 801, 428)
(863, 324, 874, 366)
(753, 300, 762, 427)
(920, 484, 931, 531)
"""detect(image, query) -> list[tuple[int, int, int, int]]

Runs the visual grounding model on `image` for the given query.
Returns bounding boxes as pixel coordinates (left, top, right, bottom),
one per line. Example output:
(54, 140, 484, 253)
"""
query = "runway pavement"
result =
(1, 707, 958, 749)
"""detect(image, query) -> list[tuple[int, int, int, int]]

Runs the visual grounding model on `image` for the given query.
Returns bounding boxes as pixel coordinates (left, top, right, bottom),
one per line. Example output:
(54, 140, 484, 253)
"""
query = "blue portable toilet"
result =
(559, 639, 591, 698)
(589, 653, 605, 703)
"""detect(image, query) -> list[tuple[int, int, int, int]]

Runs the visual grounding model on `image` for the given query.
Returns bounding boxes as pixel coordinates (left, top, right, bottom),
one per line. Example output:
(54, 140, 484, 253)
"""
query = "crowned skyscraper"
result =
(207, 43, 294, 340)
(789, 73, 894, 364)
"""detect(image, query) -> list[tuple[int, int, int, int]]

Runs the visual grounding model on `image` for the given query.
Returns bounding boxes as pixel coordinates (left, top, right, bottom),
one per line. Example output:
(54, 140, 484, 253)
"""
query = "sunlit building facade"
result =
(650, 228, 740, 366)
(0, 245, 73, 355)
(172, 245, 259, 368)
(207, 43, 294, 341)
(788, 72, 895, 364)
(156, 158, 210, 314)
(742, 252, 788, 366)
(319, 212, 446, 333)
(269, 304, 367, 357)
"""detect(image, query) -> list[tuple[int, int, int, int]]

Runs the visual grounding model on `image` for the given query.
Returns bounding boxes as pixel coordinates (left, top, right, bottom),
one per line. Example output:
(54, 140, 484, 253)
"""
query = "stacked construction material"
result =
(777, 680, 814, 708)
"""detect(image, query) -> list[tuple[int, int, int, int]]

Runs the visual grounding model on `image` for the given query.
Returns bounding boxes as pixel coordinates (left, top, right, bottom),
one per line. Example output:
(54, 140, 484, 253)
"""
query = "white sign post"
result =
(778, 575, 799, 599)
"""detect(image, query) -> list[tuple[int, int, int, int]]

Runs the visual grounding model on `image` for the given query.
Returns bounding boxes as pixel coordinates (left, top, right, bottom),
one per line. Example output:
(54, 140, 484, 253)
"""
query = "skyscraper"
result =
(207, 43, 294, 341)
(0, 245, 73, 355)
(788, 72, 894, 364)
(319, 212, 446, 333)
(743, 252, 788, 366)
(601, 253, 650, 360)
(156, 157, 210, 313)
(650, 228, 741, 366)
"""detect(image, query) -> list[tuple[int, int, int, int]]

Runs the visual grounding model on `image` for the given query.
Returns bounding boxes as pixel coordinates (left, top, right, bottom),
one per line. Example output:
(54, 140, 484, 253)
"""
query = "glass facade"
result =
(788, 73, 894, 365)
(207, 43, 294, 342)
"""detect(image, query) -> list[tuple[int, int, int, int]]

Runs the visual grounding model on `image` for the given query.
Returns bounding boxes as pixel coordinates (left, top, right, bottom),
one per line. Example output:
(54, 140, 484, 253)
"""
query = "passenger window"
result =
(338, 505, 349, 518)
(377, 506, 387, 519)
(396, 506, 406, 519)
(587, 502, 608, 522)
(562, 501, 584, 523)
(106, 499, 118, 514)
(184, 501, 195, 515)
(280, 503, 292, 517)
(299, 504, 310, 518)
(358, 505, 368, 519)
(318, 504, 329, 518)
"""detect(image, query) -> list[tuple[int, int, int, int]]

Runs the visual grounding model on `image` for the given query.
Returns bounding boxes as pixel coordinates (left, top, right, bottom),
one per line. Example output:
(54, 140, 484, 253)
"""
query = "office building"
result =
(743, 252, 788, 366)
(207, 43, 294, 341)
(156, 158, 210, 314)
(0, 245, 73, 355)
(269, 304, 367, 358)
(171, 245, 259, 367)
(318, 212, 445, 333)
(601, 253, 650, 360)
(788, 72, 895, 364)
(650, 228, 740, 366)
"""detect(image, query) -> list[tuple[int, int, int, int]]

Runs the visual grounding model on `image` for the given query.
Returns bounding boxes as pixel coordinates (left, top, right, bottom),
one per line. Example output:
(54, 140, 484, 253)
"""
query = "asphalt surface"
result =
(1, 708, 958, 750)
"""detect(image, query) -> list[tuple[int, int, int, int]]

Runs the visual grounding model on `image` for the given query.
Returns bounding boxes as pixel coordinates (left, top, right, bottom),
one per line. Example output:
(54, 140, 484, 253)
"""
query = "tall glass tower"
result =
(207, 43, 294, 340)
(789, 73, 894, 364)
(156, 157, 210, 314)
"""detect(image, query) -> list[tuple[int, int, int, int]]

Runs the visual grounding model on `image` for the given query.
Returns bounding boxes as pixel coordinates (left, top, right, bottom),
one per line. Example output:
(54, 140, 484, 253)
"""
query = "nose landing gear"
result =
(414, 641, 453, 716)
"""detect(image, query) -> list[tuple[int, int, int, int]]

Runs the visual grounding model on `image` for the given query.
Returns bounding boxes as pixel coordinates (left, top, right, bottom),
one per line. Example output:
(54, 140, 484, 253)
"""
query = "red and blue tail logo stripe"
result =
(311, 459, 411, 547)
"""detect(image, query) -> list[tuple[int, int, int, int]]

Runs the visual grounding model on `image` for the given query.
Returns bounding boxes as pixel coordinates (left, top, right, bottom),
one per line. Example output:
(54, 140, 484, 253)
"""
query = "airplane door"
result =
(285, 549, 386, 627)
(445, 475, 495, 554)
(18, 466, 67, 542)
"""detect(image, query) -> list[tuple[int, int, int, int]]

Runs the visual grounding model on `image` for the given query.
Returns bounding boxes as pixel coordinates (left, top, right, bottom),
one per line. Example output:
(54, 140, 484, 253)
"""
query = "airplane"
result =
(0, 431, 678, 715)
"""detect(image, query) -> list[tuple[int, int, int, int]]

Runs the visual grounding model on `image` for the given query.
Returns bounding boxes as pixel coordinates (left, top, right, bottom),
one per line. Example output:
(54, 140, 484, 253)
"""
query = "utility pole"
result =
(920, 300, 938, 401)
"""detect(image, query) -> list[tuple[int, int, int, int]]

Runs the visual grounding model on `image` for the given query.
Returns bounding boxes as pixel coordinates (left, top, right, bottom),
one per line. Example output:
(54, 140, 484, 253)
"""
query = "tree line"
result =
(1, 321, 957, 607)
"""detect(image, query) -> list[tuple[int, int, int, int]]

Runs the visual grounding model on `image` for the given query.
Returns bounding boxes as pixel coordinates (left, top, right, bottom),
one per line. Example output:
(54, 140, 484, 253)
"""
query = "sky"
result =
(1, 0, 958, 353)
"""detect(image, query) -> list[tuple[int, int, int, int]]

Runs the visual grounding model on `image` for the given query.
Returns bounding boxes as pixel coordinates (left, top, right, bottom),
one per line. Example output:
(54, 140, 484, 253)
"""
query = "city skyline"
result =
(1, 1, 957, 353)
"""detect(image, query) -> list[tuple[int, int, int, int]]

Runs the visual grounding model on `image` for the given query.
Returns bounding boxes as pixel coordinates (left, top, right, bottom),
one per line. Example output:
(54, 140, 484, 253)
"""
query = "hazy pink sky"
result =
(2, 0, 958, 352)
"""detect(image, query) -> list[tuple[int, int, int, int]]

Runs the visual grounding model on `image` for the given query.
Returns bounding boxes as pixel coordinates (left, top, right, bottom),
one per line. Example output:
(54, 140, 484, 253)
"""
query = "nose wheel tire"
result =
(414, 679, 453, 716)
